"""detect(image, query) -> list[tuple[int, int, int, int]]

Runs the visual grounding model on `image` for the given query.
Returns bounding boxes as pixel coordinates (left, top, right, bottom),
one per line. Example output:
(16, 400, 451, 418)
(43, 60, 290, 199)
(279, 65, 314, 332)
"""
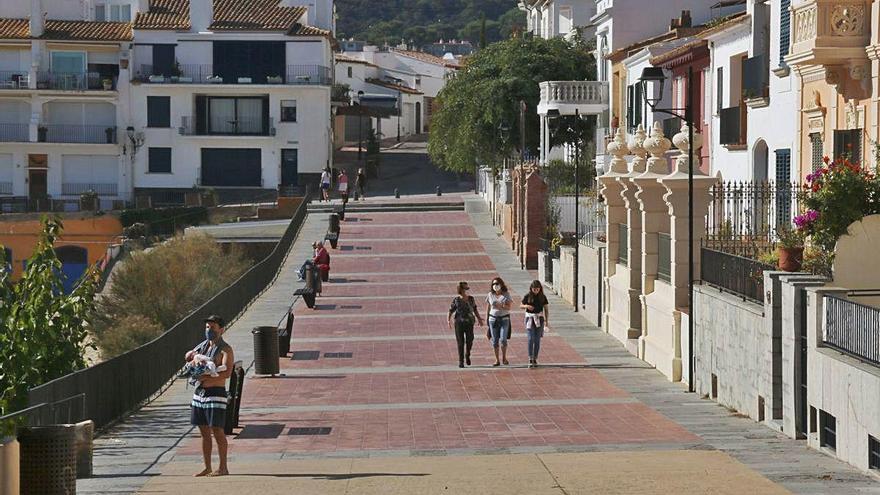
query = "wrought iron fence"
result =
(61, 183, 118, 196)
(0, 123, 29, 142)
(137, 64, 331, 85)
(578, 200, 606, 248)
(823, 293, 880, 366)
(180, 116, 275, 136)
(36, 71, 104, 90)
(0, 70, 29, 89)
(42, 124, 117, 144)
(27, 188, 311, 429)
(700, 243, 774, 303)
(658, 233, 671, 282)
(0, 182, 11, 195)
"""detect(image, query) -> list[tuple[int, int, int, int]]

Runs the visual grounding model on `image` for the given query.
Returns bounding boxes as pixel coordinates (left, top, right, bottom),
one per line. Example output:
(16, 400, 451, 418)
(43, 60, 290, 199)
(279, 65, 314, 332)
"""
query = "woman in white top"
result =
(485, 277, 513, 366)
(320, 168, 331, 202)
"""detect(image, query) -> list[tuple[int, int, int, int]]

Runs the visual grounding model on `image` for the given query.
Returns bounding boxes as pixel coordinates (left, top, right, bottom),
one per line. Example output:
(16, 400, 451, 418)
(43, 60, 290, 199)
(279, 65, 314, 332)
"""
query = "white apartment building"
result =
(519, 0, 597, 40)
(0, 0, 335, 209)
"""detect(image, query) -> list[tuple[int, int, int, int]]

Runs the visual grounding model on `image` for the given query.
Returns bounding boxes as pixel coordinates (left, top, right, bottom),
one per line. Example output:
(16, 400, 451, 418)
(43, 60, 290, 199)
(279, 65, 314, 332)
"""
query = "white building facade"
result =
(519, 0, 596, 40)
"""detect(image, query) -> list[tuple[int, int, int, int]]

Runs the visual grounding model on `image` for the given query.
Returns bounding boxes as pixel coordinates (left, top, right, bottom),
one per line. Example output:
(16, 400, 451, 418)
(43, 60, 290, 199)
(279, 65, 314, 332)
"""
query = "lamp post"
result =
(494, 122, 511, 227)
(518, 100, 527, 271)
(639, 65, 695, 392)
(546, 108, 583, 312)
(355, 90, 365, 159)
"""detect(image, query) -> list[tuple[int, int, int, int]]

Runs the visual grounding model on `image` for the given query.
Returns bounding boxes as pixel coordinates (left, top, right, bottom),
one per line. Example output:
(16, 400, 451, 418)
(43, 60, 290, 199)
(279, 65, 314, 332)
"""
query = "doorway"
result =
(281, 149, 298, 187)
(415, 101, 422, 134)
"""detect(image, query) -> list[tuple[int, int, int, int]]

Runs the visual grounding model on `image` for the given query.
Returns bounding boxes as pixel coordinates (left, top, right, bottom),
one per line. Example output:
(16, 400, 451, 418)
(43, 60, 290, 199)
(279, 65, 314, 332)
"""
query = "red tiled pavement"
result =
(330, 255, 495, 274)
(343, 212, 472, 225)
(333, 239, 486, 254)
(337, 225, 478, 240)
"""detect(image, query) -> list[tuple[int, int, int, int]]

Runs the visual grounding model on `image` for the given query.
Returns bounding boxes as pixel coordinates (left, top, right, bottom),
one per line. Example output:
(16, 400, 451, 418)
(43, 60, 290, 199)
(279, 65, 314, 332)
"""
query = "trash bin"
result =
(335, 204, 346, 221)
(325, 230, 338, 249)
(304, 264, 321, 295)
(278, 312, 293, 357)
(224, 362, 245, 434)
(74, 420, 94, 479)
(19, 424, 77, 495)
(328, 213, 340, 233)
(252, 326, 280, 375)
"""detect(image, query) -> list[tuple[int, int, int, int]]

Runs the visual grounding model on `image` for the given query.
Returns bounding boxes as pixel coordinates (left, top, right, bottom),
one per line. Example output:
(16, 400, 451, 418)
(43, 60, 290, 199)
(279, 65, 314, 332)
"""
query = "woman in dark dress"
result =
(447, 281, 483, 368)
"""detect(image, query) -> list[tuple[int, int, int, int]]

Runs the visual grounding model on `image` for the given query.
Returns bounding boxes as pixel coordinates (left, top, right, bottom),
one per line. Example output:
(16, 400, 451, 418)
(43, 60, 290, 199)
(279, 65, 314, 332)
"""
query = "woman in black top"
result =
(448, 281, 484, 368)
(520, 280, 549, 368)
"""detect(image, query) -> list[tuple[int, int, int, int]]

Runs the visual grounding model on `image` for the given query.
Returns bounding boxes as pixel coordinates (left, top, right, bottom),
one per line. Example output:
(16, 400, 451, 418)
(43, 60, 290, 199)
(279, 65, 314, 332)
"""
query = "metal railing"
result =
(0, 182, 11, 195)
(138, 64, 332, 85)
(720, 106, 745, 145)
(36, 71, 108, 91)
(27, 187, 311, 429)
(743, 54, 769, 99)
(179, 116, 275, 136)
(0, 394, 85, 428)
(0, 70, 29, 89)
(823, 293, 880, 366)
(617, 223, 628, 266)
(658, 233, 671, 283)
(0, 123, 29, 142)
(41, 124, 117, 144)
(700, 244, 774, 303)
(61, 183, 118, 196)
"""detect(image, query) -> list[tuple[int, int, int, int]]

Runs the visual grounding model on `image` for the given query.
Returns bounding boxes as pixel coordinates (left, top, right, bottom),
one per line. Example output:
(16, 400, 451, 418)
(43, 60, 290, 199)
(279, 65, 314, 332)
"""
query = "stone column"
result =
(657, 123, 716, 380)
(616, 124, 647, 343)
(633, 122, 671, 358)
(597, 127, 629, 335)
(522, 162, 547, 269)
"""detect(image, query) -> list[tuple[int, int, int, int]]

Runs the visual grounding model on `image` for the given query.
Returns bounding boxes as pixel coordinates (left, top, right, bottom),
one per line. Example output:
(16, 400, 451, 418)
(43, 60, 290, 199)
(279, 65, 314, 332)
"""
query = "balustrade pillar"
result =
(616, 124, 647, 343)
(598, 127, 630, 341)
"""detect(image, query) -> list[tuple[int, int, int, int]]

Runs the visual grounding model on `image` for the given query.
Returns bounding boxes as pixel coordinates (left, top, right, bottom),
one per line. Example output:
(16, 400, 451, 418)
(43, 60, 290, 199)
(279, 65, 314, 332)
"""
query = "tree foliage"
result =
(0, 217, 98, 425)
(428, 34, 595, 173)
(336, 0, 524, 46)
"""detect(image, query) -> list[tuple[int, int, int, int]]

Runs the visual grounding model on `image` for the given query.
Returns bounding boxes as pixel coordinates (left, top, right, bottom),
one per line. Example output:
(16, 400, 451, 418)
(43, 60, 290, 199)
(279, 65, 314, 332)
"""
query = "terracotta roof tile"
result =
(0, 19, 30, 39)
(41, 20, 132, 41)
(335, 54, 378, 67)
(210, 0, 305, 30)
(392, 49, 460, 68)
(134, 0, 190, 30)
(366, 77, 422, 95)
(288, 23, 330, 37)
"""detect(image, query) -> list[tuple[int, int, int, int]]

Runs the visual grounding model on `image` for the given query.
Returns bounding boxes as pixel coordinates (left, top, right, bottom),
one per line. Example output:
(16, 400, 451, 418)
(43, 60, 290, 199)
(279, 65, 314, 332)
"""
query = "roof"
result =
(607, 27, 703, 62)
(134, 0, 190, 30)
(392, 49, 460, 69)
(0, 19, 29, 39)
(210, 0, 305, 30)
(697, 12, 750, 39)
(649, 37, 708, 67)
(366, 78, 423, 95)
(335, 54, 378, 67)
(41, 20, 133, 41)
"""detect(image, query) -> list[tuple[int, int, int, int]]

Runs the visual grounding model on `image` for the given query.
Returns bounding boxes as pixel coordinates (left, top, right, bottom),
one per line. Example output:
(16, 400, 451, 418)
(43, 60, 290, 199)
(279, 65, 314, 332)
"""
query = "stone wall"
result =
(557, 246, 576, 304)
(578, 243, 604, 328)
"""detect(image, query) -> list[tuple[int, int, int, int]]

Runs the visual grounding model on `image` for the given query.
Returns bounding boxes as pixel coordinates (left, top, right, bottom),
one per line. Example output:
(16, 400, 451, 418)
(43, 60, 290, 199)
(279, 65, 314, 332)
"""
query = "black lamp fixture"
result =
(639, 66, 666, 109)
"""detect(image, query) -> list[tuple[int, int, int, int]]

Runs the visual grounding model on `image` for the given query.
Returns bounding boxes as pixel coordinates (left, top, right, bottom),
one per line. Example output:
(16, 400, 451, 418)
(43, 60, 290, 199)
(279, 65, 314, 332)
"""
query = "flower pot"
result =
(102, 80, 112, 90)
(777, 247, 804, 272)
(0, 435, 20, 495)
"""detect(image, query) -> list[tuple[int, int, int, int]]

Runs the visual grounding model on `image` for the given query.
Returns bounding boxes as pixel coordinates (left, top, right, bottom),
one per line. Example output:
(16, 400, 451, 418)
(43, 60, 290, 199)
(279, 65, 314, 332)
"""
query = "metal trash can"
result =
(278, 312, 293, 357)
(252, 326, 280, 375)
(224, 362, 245, 434)
(325, 230, 339, 249)
(19, 425, 77, 495)
(74, 420, 93, 479)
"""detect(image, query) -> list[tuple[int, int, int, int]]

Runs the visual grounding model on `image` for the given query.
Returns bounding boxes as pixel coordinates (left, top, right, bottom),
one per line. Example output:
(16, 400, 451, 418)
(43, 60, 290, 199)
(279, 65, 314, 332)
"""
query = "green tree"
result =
(0, 217, 98, 424)
(427, 34, 595, 173)
(479, 14, 487, 49)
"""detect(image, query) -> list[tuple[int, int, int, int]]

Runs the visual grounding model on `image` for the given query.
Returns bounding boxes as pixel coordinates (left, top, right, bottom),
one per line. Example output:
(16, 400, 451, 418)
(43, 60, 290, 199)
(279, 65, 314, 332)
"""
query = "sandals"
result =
(492, 361, 500, 367)
(502, 359, 509, 365)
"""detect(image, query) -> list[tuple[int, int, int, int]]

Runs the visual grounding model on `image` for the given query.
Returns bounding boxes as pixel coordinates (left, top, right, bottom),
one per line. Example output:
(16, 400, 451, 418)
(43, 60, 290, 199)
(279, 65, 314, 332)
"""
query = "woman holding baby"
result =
(185, 314, 234, 477)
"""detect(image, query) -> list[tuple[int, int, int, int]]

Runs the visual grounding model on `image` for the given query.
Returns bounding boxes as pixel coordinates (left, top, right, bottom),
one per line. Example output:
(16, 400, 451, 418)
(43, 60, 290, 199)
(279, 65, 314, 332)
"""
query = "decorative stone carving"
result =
(844, 99, 865, 130)
(793, 4, 817, 44)
(830, 4, 865, 36)
(803, 91, 827, 141)
(671, 123, 703, 175)
(628, 124, 647, 175)
(642, 122, 671, 174)
(605, 127, 630, 174)
(849, 63, 866, 80)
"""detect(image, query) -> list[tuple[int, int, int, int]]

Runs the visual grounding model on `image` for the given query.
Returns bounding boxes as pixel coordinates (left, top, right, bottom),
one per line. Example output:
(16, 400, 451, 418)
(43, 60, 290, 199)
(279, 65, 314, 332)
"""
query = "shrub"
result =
(119, 207, 209, 236)
(122, 222, 148, 239)
(94, 314, 164, 358)
(93, 233, 249, 357)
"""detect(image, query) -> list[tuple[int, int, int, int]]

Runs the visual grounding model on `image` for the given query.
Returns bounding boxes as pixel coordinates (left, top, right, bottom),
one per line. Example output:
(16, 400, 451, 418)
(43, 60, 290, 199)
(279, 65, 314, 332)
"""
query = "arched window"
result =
(55, 245, 88, 264)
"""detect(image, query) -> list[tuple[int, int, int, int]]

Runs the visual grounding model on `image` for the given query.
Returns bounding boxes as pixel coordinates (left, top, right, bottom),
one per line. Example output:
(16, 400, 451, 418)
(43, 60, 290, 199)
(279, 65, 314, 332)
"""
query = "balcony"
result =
(61, 182, 118, 196)
(538, 81, 608, 117)
(40, 125, 117, 144)
(719, 106, 746, 148)
(0, 123, 29, 142)
(179, 116, 275, 137)
(137, 65, 332, 86)
(0, 71, 29, 90)
(36, 71, 115, 91)
(786, 0, 870, 68)
(742, 54, 769, 107)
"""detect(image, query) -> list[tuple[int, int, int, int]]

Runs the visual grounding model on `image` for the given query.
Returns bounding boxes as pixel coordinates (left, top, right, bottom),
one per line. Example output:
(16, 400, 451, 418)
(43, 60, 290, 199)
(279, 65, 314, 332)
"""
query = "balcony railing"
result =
(539, 81, 608, 116)
(700, 244, 774, 303)
(61, 183, 118, 196)
(787, 0, 871, 67)
(742, 54, 769, 99)
(0, 123, 29, 142)
(0, 70, 29, 89)
(36, 71, 112, 91)
(137, 65, 332, 85)
(719, 106, 746, 146)
(40, 125, 117, 144)
(658, 233, 671, 283)
(824, 293, 880, 366)
(179, 116, 275, 136)
(0, 182, 11, 195)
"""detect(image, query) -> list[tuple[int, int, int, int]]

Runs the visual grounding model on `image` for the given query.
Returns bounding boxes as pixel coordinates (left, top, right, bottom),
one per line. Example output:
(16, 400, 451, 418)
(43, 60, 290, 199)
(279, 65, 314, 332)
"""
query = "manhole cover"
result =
(324, 352, 353, 358)
(291, 350, 320, 360)
(236, 424, 285, 439)
(289, 427, 332, 436)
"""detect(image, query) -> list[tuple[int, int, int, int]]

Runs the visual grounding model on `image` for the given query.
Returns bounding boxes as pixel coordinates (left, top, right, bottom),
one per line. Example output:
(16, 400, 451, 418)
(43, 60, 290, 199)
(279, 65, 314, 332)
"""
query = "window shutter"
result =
(775, 149, 792, 228)
(195, 95, 207, 135)
(148, 148, 172, 173)
(147, 96, 170, 128)
(810, 133, 823, 171)
(852, 129, 862, 164)
(626, 85, 634, 130)
(716, 67, 724, 114)
(779, 0, 791, 66)
(95, 5, 105, 21)
(634, 83, 643, 130)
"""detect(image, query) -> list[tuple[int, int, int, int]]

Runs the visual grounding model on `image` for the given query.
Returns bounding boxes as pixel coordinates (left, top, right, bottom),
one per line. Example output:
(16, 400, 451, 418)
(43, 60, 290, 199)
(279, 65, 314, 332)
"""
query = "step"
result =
(307, 203, 464, 213)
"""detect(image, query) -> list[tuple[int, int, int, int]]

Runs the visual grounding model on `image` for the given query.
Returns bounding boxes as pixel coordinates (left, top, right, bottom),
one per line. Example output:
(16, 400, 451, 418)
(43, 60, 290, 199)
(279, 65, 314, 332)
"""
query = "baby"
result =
(179, 349, 227, 383)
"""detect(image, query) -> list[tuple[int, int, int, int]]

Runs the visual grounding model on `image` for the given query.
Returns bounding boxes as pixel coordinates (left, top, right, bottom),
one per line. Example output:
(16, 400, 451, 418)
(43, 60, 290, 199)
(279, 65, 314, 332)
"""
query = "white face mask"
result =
(463, 289, 470, 296)
(492, 284, 501, 292)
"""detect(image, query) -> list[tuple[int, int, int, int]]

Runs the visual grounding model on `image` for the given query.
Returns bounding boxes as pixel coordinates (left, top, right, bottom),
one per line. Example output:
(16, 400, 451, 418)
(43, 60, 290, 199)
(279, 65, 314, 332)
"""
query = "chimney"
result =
(670, 10, 692, 29)
(30, 0, 44, 38)
(191, 0, 213, 32)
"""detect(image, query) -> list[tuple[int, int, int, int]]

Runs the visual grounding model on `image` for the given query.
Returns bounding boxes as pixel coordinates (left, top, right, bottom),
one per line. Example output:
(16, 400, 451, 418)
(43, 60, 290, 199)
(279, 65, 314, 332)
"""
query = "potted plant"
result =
(102, 77, 112, 90)
(170, 60, 182, 82)
(80, 189, 99, 211)
(267, 75, 282, 84)
(776, 227, 805, 272)
(105, 126, 115, 144)
(38, 125, 47, 142)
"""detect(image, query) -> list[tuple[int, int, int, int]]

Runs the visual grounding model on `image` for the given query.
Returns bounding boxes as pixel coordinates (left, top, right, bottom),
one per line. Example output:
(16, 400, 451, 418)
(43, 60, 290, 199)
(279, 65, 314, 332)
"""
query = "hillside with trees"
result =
(336, 0, 525, 47)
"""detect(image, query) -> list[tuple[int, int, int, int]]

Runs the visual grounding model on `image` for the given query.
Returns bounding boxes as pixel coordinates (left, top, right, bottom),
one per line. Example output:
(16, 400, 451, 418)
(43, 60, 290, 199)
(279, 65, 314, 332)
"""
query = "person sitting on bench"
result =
(314, 241, 330, 282)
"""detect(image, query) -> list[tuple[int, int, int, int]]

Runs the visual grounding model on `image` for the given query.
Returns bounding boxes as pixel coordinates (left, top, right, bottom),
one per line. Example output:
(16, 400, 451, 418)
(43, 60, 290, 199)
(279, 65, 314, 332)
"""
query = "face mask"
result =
(205, 326, 218, 341)
(492, 284, 501, 292)
(464, 289, 470, 296)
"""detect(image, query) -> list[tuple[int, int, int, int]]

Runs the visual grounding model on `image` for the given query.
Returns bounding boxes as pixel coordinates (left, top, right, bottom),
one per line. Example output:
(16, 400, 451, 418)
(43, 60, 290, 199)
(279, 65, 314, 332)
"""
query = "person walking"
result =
(447, 281, 483, 368)
(485, 277, 512, 366)
(520, 280, 550, 368)
(320, 168, 332, 202)
(356, 167, 367, 200)
(338, 169, 350, 204)
(188, 315, 234, 477)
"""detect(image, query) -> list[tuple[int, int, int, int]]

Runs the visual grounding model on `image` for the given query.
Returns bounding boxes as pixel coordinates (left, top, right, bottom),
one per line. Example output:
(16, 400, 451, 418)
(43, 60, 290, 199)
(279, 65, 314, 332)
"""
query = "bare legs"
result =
(211, 427, 229, 476)
(193, 425, 229, 477)
(194, 425, 212, 476)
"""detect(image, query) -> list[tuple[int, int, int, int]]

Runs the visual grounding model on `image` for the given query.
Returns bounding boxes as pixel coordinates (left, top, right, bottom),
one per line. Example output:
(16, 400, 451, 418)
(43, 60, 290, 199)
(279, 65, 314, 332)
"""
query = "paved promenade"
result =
(75, 191, 880, 494)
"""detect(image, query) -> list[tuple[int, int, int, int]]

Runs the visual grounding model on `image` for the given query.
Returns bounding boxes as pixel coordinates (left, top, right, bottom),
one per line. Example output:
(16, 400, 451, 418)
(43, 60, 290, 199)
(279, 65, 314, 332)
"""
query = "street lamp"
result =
(354, 90, 365, 159)
(639, 65, 696, 392)
(546, 108, 583, 312)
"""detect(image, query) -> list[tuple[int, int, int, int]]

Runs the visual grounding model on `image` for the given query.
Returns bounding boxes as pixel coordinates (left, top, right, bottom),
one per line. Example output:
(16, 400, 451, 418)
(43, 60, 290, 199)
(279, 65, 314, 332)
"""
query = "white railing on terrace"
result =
(540, 81, 608, 107)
